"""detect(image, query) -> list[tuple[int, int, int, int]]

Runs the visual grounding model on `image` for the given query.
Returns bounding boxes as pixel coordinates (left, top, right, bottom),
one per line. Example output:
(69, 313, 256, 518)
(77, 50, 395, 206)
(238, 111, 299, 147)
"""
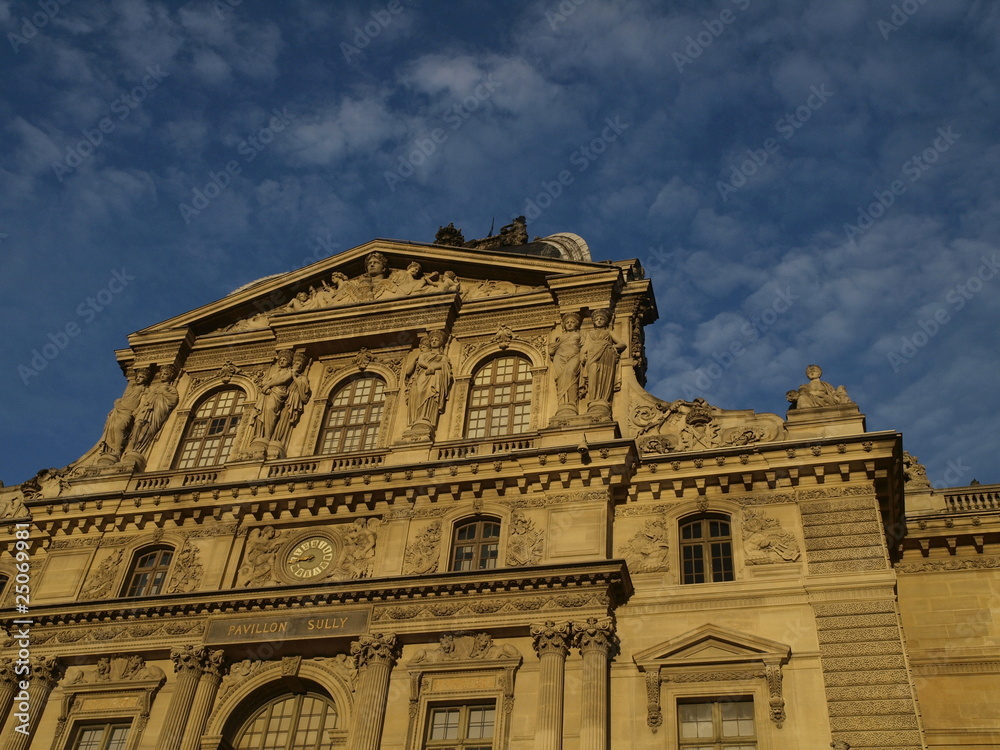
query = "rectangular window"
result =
(71, 722, 131, 750)
(678, 698, 755, 750)
(424, 703, 496, 750)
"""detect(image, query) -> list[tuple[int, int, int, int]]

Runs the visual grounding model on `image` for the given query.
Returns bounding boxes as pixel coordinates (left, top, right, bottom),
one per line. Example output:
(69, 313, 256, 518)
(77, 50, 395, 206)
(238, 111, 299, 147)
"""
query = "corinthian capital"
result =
(351, 633, 399, 668)
(30, 656, 64, 688)
(571, 617, 618, 656)
(530, 621, 571, 657)
(170, 645, 207, 676)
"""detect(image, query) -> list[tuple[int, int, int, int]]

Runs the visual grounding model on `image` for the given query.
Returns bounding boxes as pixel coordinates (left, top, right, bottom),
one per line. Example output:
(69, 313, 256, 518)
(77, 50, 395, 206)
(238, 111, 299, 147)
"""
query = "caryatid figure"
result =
(124, 364, 180, 461)
(95, 366, 152, 465)
(402, 330, 453, 441)
(251, 350, 295, 451)
(272, 351, 312, 447)
(548, 312, 583, 418)
(581, 308, 627, 418)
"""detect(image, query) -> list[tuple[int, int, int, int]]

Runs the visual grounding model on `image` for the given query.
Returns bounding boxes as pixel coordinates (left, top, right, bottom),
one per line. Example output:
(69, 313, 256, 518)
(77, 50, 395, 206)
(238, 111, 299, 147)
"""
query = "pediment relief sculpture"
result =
(65, 655, 165, 685)
(631, 396, 784, 455)
(411, 632, 520, 664)
(214, 250, 544, 334)
(786, 364, 855, 410)
(741, 509, 801, 565)
(0, 493, 30, 521)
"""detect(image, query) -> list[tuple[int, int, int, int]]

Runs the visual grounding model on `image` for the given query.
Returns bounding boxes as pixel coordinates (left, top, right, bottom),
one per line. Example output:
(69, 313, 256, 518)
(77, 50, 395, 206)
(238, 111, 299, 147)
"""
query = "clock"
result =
(285, 536, 337, 581)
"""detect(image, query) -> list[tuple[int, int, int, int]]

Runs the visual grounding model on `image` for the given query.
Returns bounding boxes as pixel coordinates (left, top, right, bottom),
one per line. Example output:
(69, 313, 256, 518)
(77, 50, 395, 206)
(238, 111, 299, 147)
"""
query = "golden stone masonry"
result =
(0, 217, 997, 749)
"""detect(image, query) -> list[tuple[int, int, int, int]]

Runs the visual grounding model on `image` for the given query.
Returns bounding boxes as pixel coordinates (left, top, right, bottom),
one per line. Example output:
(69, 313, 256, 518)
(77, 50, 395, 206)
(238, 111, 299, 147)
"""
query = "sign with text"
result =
(205, 608, 371, 644)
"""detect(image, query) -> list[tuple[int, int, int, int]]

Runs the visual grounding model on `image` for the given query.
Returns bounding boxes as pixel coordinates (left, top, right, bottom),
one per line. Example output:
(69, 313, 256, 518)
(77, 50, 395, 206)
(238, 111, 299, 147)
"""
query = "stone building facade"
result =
(1, 222, 997, 750)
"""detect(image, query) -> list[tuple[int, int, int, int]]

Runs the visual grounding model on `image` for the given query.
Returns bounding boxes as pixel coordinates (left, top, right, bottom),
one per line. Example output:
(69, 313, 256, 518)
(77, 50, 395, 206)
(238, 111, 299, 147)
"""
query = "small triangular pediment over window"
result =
(633, 624, 790, 671)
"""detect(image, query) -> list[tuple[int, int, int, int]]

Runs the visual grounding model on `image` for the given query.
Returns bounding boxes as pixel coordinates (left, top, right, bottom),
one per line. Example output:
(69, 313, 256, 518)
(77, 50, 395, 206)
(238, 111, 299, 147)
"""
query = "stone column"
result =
(0, 659, 18, 722)
(572, 618, 617, 750)
(530, 621, 571, 750)
(180, 649, 226, 750)
(347, 633, 399, 750)
(160, 646, 206, 750)
(0, 656, 62, 750)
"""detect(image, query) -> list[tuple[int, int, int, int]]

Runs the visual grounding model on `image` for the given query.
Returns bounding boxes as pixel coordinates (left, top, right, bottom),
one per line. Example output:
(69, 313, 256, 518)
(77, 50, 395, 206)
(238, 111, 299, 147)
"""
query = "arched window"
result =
(679, 513, 735, 584)
(175, 388, 246, 469)
(123, 546, 173, 597)
(450, 518, 501, 571)
(233, 692, 339, 750)
(319, 375, 386, 454)
(465, 356, 532, 439)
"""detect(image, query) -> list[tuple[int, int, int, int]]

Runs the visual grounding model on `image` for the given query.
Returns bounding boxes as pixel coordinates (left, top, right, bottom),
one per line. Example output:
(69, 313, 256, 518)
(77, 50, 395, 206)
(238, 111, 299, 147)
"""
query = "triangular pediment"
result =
(133, 236, 626, 341)
(633, 625, 790, 671)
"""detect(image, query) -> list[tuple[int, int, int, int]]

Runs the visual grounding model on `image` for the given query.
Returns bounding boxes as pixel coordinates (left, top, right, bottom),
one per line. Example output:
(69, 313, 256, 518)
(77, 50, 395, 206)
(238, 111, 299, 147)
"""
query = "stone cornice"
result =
(14, 560, 633, 628)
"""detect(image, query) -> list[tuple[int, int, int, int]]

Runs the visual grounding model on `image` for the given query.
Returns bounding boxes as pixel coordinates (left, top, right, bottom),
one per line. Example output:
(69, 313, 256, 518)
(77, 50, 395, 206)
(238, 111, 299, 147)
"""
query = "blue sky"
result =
(1, 0, 997, 487)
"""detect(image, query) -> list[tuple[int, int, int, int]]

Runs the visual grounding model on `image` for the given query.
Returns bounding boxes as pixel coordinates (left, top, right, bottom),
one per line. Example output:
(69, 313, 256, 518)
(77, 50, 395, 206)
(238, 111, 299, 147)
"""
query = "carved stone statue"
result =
(240, 526, 279, 587)
(548, 312, 583, 419)
(787, 365, 854, 409)
(581, 308, 627, 419)
(121, 364, 180, 467)
(95, 367, 152, 465)
(402, 331, 453, 442)
(248, 350, 295, 458)
(435, 222, 466, 247)
(272, 352, 311, 448)
(903, 452, 933, 489)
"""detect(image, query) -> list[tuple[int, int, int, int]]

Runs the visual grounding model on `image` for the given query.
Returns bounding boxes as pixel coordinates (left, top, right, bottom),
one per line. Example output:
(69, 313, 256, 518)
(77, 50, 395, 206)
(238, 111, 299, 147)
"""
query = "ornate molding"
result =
(741, 509, 800, 565)
(530, 620, 571, 657)
(506, 512, 544, 567)
(896, 556, 1000, 573)
(619, 516, 670, 573)
(402, 521, 442, 575)
(351, 633, 399, 668)
(571, 617, 618, 657)
(411, 632, 520, 665)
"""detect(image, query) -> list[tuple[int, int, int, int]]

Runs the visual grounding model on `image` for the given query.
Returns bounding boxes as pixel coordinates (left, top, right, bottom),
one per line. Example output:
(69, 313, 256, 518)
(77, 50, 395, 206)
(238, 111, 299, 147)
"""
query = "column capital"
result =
(170, 646, 207, 676)
(351, 633, 400, 669)
(0, 658, 18, 690)
(202, 649, 227, 682)
(571, 617, 618, 657)
(30, 656, 64, 689)
(531, 621, 572, 658)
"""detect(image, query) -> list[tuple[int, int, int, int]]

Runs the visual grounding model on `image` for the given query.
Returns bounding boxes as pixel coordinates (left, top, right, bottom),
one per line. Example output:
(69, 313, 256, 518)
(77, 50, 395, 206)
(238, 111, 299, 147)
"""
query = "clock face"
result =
(286, 537, 336, 581)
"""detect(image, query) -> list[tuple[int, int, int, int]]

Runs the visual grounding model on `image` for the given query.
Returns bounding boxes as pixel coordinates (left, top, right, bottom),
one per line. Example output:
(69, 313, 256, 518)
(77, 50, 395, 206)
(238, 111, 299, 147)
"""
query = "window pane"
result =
(465, 356, 532, 438)
(320, 377, 386, 454)
(679, 699, 755, 749)
(234, 693, 337, 750)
